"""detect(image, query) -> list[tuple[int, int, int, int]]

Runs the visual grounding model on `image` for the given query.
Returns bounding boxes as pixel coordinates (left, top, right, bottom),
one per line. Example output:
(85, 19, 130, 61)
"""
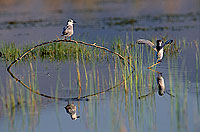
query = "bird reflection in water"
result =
(139, 70, 174, 99)
(64, 102, 80, 120)
(157, 73, 165, 96)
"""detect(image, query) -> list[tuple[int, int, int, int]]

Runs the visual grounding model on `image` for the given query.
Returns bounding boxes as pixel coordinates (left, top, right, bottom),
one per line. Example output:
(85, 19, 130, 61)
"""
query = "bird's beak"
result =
(73, 21, 77, 24)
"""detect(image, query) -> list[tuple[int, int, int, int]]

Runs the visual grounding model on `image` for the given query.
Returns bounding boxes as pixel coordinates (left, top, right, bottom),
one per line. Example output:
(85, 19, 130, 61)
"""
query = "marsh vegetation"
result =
(0, 36, 199, 131)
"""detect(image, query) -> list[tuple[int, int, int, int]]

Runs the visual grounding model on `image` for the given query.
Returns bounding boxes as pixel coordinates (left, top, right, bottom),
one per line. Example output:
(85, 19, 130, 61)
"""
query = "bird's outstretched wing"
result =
(161, 40, 173, 48)
(136, 39, 157, 52)
(61, 25, 72, 36)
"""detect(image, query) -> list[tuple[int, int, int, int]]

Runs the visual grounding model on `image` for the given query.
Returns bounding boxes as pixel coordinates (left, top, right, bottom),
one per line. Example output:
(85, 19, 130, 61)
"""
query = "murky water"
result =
(0, 0, 200, 132)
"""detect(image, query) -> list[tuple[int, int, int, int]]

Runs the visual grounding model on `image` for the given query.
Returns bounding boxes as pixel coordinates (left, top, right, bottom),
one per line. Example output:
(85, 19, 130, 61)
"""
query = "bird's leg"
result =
(138, 90, 155, 99)
(70, 36, 71, 41)
(147, 61, 161, 69)
(148, 67, 161, 74)
(166, 91, 175, 97)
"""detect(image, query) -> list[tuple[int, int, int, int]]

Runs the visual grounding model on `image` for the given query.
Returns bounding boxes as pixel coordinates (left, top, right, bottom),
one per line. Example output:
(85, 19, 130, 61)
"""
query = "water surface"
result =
(0, 0, 200, 132)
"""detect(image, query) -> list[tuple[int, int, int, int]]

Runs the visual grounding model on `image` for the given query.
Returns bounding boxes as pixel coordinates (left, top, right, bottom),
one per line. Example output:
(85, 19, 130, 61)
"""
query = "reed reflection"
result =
(64, 102, 80, 120)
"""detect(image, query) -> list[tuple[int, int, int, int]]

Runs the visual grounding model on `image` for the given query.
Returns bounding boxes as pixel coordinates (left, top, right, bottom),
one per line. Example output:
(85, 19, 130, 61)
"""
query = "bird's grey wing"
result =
(62, 25, 72, 35)
(136, 39, 157, 52)
(61, 27, 66, 36)
(162, 40, 173, 48)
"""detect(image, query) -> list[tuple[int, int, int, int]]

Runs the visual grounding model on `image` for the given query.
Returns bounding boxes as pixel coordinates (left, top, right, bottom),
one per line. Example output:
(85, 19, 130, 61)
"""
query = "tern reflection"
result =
(157, 73, 165, 96)
(139, 72, 174, 99)
(64, 102, 80, 120)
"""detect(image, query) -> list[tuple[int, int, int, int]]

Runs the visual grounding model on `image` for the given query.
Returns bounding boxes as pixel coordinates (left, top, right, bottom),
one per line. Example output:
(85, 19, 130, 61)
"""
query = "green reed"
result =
(80, 48, 88, 95)
(0, 70, 41, 131)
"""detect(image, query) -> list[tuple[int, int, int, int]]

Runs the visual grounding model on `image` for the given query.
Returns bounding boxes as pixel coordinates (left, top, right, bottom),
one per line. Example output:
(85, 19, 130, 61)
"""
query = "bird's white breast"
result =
(159, 77, 165, 89)
(157, 48, 164, 61)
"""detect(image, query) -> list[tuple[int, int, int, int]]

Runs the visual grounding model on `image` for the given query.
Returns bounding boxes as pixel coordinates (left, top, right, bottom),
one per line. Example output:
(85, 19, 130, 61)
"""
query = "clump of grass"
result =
(105, 17, 137, 26)
(0, 41, 109, 63)
(0, 36, 183, 64)
(0, 42, 23, 61)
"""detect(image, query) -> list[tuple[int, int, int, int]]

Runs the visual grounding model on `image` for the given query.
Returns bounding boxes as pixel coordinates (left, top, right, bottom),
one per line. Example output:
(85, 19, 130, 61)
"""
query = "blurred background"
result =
(0, 0, 199, 44)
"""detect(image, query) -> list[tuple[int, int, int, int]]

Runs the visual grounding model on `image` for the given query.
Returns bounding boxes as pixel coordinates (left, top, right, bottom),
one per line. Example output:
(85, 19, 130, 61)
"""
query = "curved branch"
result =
(7, 39, 135, 101)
